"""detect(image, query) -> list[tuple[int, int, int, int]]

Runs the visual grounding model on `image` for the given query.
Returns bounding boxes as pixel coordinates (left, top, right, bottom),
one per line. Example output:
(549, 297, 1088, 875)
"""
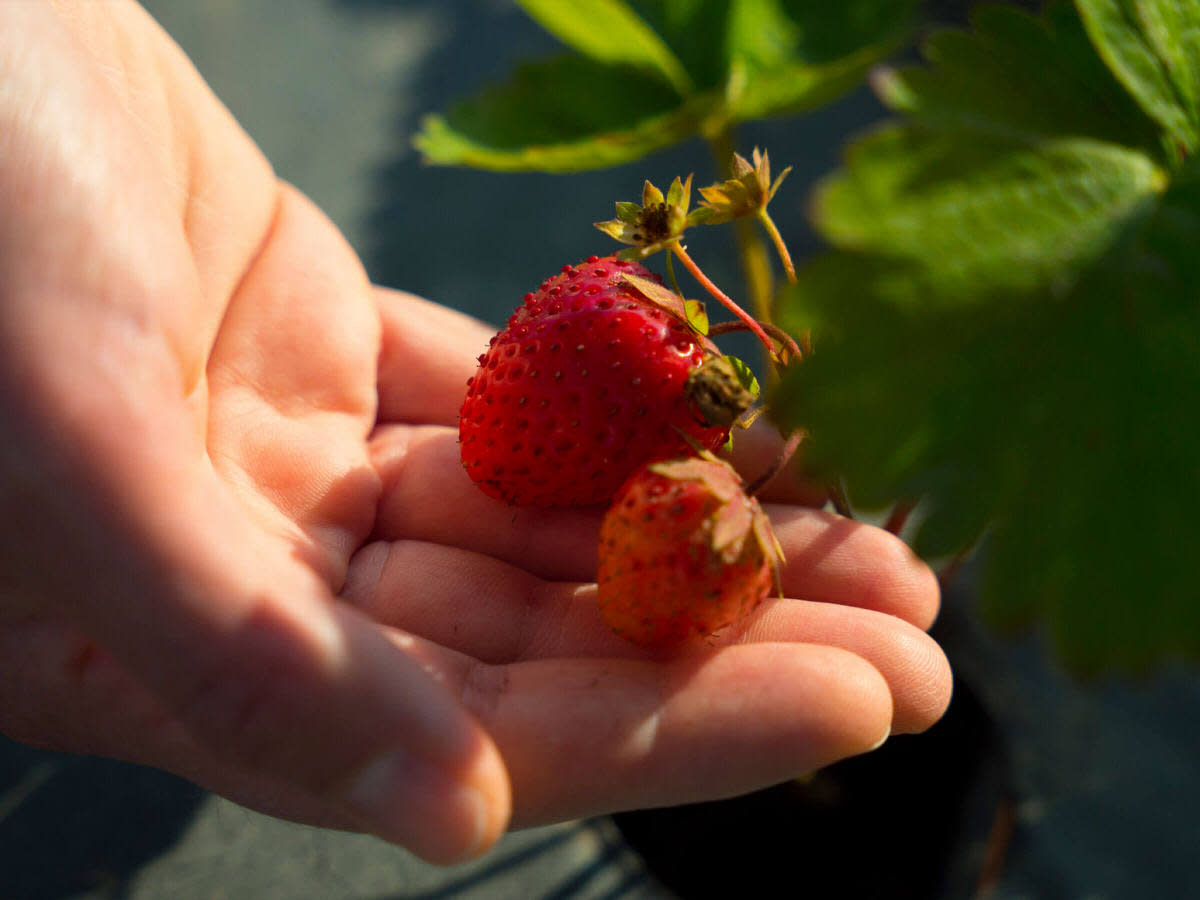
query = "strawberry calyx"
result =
(645, 453, 784, 591)
(696, 147, 791, 225)
(596, 452, 785, 649)
(697, 148, 797, 283)
(594, 175, 707, 261)
(684, 355, 758, 429)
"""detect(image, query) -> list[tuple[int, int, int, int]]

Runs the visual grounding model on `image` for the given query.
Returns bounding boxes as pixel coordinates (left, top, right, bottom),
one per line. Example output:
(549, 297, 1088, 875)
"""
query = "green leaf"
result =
(418, 0, 919, 174)
(413, 57, 696, 172)
(627, 0, 738, 90)
(727, 40, 905, 124)
(776, 176, 1200, 669)
(720, 0, 917, 123)
(773, 2, 1199, 671)
(1077, 0, 1200, 155)
(775, 0, 920, 64)
(877, 3, 1162, 152)
(515, 0, 693, 93)
(813, 127, 1166, 307)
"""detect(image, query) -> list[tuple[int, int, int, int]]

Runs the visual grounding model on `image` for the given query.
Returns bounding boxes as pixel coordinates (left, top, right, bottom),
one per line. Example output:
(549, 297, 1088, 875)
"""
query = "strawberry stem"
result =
(708, 131, 775, 327)
(707, 319, 803, 367)
(757, 209, 796, 283)
(828, 480, 854, 519)
(672, 242, 776, 355)
(664, 252, 684, 298)
(884, 499, 917, 535)
(746, 427, 805, 497)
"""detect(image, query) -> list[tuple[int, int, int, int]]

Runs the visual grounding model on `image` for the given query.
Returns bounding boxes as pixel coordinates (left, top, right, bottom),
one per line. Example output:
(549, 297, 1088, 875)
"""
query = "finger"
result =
(369, 424, 940, 627)
(768, 505, 942, 629)
(725, 419, 828, 506)
(0, 618, 363, 833)
(74, 549, 510, 864)
(341, 540, 632, 662)
(12, 205, 509, 867)
(0, 616, 524, 858)
(343, 539, 949, 735)
(370, 423, 604, 582)
(1, 2, 277, 388)
(394, 637, 894, 828)
(204, 184, 380, 588)
(375, 287, 495, 427)
(726, 600, 952, 734)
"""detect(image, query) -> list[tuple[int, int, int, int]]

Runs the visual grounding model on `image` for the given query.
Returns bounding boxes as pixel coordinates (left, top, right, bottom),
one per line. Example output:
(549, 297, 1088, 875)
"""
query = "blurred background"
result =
(2, 1, 1198, 898)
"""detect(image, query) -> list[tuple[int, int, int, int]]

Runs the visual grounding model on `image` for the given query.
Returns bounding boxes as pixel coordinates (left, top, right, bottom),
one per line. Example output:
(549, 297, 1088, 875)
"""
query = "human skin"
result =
(0, 0, 951, 865)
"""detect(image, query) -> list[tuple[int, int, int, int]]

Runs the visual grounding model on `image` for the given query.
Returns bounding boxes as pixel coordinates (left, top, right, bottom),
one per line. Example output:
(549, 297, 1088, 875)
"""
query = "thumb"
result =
(94, 538, 510, 862)
(0, 397, 510, 865)
(93, 508, 511, 863)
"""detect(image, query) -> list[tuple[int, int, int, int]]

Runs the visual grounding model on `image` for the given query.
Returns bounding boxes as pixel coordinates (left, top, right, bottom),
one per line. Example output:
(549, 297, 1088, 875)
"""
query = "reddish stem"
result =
(884, 499, 917, 536)
(937, 546, 973, 589)
(672, 243, 775, 355)
(746, 428, 805, 497)
(828, 480, 854, 519)
(707, 319, 803, 367)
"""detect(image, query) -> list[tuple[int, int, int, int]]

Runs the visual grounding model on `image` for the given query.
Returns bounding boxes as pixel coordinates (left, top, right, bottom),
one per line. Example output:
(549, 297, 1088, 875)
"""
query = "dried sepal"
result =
(618, 272, 719, 348)
(646, 454, 783, 571)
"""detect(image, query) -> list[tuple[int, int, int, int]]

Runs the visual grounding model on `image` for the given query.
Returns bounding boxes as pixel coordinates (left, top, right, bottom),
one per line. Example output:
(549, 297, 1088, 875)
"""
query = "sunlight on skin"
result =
(0, 0, 951, 866)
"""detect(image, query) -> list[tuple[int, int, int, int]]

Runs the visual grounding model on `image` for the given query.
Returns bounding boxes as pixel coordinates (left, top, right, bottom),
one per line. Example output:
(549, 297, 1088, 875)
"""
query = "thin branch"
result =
(884, 499, 918, 536)
(828, 480, 854, 519)
(707, 319, 803, 365)
(672, 243, 775, 354)
(746, 428, 805, 497)
(757, 209, 796, 283)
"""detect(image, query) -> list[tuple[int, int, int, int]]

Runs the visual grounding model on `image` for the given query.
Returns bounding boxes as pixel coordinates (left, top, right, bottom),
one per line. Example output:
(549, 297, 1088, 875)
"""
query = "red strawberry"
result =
(596, 455, 782, 648)
(459, 255, 729, 506)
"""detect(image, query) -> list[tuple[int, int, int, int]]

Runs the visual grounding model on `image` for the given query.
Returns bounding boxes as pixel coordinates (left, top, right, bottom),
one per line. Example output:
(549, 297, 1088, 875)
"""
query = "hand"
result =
(0, 0, 950, 865)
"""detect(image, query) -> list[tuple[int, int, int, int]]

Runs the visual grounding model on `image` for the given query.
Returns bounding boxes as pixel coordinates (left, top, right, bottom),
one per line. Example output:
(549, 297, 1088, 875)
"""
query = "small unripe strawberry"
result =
(459, 255, 730, 507)
(597, 455, 782, 647)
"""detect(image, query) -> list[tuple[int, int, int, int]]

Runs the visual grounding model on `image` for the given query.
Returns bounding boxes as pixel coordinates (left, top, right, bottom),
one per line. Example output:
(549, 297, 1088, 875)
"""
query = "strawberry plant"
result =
(416, 0, 921, 323)
(457, 171, 796, 644)
(424, 0, 1200, 671)
(774, 0, 1200, 670)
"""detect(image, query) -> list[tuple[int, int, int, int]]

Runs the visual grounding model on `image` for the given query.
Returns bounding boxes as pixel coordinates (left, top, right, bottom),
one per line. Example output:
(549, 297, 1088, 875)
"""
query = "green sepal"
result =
(697, 148, 792, 225)
(665, 174, 690, 208)
(724, 355, 761, 399)
(598, 175, 697, 257)
(684, 299, 709, 335)
(615, 201, 642, 223)
(595, 219, 633, 242)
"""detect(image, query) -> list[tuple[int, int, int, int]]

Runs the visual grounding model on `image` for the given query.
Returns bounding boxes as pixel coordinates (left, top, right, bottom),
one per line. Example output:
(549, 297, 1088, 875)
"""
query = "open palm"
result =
(0, 1, 950, 865)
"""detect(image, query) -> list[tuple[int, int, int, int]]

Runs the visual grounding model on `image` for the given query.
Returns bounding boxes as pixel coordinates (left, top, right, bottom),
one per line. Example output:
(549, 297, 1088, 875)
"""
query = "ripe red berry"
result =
(459, 255, 728, 506)
(596, 456, 782, 648)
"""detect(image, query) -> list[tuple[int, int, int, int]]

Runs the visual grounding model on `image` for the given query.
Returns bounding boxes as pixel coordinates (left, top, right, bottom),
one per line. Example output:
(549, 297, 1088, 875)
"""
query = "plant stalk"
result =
(671, 243, 775, 354)
(707, 129, 775, 326)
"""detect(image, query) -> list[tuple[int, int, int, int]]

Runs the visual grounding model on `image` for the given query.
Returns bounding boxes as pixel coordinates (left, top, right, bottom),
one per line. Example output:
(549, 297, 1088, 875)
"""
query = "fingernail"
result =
(866, 728, 891, 753)
(344, 750, 490, 863)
